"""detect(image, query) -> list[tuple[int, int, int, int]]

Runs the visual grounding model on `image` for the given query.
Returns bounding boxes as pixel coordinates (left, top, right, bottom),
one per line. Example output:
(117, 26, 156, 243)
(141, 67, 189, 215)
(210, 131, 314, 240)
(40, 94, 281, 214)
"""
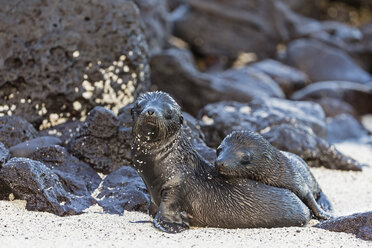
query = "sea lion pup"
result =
(215, 130, 333, 220)
(131, 91, 311, 233)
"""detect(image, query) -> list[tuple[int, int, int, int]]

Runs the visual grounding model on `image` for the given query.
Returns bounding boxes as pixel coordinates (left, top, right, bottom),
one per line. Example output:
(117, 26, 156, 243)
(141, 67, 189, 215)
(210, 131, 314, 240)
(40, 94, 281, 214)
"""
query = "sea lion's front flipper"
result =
(304, 192, 333, 220)
(153, 188, 190, 233)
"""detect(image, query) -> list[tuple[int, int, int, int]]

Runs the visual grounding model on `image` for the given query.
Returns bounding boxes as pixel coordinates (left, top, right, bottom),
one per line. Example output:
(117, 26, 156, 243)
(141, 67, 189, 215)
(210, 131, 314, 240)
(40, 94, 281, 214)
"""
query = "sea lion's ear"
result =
(180, 116, 184, 124)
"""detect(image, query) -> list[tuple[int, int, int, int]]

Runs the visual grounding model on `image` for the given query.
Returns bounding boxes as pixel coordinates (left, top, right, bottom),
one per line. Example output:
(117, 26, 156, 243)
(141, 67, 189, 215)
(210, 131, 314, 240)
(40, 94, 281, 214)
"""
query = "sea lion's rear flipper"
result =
(304, 192, 333, 220)
(317, 191, 333, 213)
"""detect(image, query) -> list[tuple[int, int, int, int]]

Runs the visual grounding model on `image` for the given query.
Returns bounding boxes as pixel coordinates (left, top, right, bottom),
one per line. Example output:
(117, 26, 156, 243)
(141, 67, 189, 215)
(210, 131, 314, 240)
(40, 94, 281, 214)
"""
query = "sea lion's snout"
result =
(215, 158, 232, 175)
(143, 106, 162, 118)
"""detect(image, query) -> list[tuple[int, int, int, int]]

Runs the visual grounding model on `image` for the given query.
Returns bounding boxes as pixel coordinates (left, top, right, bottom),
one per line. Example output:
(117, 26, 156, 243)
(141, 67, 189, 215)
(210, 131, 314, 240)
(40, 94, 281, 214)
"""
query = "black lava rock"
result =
(39, 121, 83, 147)
(9, 136, 62, 158)
(285, 39, 371, 84)
(315, 211, 372, 241)
(96, 166, 149, 215)
(0, 116, 38, 148)
(327, 114, 368, 144)
(28, 145, 101, 195)
(291, 81, 372, 116)
(249, 59, 309, 97)
(0, 158, 95, 216)
(198, 97, 326, 148)
(312, 97, 358, 118)
(68, 106, 132, 174)
(262, 124, 364, 171)
(0, 0, 150, 127)
(0, 142, 9, 167)
(151, 48, 284, 116)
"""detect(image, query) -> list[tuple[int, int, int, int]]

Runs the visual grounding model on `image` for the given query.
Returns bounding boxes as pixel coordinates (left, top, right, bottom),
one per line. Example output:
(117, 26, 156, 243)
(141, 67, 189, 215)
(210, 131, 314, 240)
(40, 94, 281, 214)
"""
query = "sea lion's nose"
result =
(145, 107, 156, 116)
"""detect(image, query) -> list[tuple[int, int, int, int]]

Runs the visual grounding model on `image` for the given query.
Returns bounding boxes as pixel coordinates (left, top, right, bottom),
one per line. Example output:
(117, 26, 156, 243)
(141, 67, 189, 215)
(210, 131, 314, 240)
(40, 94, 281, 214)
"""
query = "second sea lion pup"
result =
(215, 130, 333, 220)
(131, 91, 311, 233)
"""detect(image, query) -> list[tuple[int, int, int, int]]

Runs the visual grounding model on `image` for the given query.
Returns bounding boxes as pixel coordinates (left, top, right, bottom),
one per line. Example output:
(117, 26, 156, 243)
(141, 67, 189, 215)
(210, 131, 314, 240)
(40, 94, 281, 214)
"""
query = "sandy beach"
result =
(0, 141, 371, 248)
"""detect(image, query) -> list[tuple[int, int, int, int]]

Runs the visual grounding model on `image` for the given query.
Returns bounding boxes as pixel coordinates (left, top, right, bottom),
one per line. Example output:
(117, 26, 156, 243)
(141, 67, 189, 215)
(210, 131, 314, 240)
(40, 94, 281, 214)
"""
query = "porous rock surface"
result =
(68, 106, 132, 174)
(198, 98, 326, 148)
(0, 158, 95, 216)
(0, 116, 38, 148)
(315, 211, 372, 241)
(28, 145, 101, 195)
(151, 48, 284, 116)
(96, 166, 149, 215)
(0, 0, 150, 127)
(39, 121, 83, 147)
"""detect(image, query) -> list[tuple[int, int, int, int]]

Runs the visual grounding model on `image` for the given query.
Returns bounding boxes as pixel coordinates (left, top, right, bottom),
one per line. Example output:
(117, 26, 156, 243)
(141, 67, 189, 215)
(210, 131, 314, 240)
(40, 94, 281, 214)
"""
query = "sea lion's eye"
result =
(240, 154, 251, 165)
(163, 103, 173, 119)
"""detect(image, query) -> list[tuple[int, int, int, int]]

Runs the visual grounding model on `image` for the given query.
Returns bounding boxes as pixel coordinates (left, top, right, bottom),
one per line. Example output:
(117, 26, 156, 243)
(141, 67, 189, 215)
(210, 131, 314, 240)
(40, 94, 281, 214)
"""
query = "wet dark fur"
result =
(131, 91, 311, 233)
(215, 131, 333, 220)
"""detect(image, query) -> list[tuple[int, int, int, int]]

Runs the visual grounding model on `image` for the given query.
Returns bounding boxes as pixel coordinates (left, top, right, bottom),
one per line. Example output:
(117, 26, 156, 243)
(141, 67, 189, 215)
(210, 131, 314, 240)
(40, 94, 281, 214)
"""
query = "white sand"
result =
(1, 142, 371, 247)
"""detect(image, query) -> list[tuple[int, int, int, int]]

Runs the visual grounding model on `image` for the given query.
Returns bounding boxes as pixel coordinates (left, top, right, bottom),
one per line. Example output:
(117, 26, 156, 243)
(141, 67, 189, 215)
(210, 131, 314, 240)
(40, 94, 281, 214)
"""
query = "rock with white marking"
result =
(198, 97, 326, 148)
(96, 166, 149, 215)
(0, 158, 95, 216)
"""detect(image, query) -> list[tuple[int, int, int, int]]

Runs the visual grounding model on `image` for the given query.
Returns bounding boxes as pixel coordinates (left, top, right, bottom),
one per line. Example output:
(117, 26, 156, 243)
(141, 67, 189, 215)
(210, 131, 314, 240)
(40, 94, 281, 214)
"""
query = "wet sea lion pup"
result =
(131, 91, 311, 233)
(215, 130, 333, 220)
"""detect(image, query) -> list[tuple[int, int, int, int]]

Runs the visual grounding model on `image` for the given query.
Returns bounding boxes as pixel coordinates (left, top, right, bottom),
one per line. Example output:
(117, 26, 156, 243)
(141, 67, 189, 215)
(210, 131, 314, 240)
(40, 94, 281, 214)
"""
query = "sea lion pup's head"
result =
(215, 130, 276, 177)
(131, 91, 183, 142)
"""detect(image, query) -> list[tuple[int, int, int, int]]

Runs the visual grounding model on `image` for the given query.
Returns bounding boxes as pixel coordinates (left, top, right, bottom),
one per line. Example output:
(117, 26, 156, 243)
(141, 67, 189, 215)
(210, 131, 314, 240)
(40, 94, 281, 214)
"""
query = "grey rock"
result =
(68, 107, 132, 174)
(0, 142, 10, 200)
(134, 0, 170, 53)
(285, 39, 371, 84)
(9, 136, 62, 158)
(198, 98, 326, 148)
(173, 0, 287, 58)
(0, 142, 9, 167)
(291, 81, 372, 116)
(249, 59, 309, 97)
(151, 48, 284, 116)
(97, 166, 149, 215)
(39, 121, 83, 146)
(28, 145, 101, 195)
(0, 116, 38, 148)
(0, 158, 95, 216)
(0, 0, 150, 127)
(312, 97, 358, 118)
(327, 114, 368, 143)
(262, 124, 364, 171)
(315, 211, 372, 241)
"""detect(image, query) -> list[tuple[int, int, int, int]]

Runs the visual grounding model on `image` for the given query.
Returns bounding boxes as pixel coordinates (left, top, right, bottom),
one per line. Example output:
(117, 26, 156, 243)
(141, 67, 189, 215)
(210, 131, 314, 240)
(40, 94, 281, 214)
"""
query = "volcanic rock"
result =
(198, 97, 326, 148)
(68, 107, 132, 174)
(0, 116, 38, 148)
(262, 123, 364, 171)
(0, 158, 95, 216)
(315, 211, 372, 241)
(327, 114, 368, 143)
(151, 48, 284, 115)
(285, 39, 371, 83)
(249, 59, 309, 97)
(0, 0, 150, 127)
(291, 81, 372, 116)
(96, 166, 149, 215)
